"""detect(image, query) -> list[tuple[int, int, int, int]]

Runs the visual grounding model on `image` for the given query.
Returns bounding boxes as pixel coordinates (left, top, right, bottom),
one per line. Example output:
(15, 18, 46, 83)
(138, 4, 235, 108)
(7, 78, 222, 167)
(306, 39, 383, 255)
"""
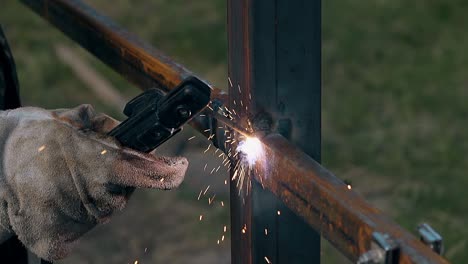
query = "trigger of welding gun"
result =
(108, 76, 211, 153)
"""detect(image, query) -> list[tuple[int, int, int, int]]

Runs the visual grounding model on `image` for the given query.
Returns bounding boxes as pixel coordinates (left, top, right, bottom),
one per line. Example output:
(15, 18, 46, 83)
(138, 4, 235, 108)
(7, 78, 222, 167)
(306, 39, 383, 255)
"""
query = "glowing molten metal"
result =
(236, 136, 264, 167)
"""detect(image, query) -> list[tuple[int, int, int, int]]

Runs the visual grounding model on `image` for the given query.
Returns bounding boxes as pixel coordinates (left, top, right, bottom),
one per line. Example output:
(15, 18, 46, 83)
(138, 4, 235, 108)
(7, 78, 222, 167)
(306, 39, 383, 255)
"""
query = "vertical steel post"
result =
(228, 0, 322, 263)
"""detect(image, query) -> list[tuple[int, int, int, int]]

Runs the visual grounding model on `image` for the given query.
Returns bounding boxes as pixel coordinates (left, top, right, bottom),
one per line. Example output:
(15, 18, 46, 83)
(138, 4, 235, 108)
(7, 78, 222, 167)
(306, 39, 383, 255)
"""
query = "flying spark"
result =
(231, 169, 238, 181)
(209, 194, 216, 205)
(347, 184, 352, 190)
(100, 149, 107, 155)
(204, 144, 211, 153)
(38, 145, 46, 152)
(203, 185, 210, 195)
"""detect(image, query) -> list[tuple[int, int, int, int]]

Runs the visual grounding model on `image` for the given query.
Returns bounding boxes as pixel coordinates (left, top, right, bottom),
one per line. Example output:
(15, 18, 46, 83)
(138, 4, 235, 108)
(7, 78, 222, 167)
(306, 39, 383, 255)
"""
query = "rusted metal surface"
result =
(19, 0, 227, 100)
(259, 134, 448, 263)
(19, 0, 450, 263)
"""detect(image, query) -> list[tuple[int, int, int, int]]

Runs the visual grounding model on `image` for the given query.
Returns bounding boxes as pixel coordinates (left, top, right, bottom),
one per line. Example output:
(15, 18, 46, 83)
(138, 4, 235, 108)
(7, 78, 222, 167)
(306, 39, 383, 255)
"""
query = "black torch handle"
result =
(108, 76, 211, 152)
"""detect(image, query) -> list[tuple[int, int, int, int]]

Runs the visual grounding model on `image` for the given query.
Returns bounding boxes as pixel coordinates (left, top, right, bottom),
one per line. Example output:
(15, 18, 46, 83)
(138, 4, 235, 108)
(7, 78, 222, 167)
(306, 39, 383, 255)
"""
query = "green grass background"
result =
(1, 0, 467, 262)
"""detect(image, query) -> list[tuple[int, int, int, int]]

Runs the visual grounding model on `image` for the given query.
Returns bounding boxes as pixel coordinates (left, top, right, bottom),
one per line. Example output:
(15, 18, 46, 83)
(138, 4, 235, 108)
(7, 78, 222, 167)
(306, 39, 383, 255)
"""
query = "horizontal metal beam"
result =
(20, 0, 449, 263)
(259, 134, 448, 263)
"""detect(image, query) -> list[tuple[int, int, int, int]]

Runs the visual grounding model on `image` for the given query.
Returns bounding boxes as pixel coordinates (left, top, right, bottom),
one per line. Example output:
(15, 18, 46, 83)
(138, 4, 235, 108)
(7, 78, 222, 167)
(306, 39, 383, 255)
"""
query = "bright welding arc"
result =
(236, 136, 264, 167)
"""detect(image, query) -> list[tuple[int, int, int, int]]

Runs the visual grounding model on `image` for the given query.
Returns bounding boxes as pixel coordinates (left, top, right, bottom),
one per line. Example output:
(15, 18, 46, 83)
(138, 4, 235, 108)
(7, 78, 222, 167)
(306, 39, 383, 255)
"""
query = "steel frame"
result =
(227, 0, 321, 263)
(0, 0, 450, 263)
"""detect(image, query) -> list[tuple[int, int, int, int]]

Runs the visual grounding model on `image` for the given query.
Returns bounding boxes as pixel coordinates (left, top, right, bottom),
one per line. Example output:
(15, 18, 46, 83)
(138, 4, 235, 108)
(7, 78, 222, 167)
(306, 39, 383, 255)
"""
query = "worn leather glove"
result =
(0, 104, 188, 261)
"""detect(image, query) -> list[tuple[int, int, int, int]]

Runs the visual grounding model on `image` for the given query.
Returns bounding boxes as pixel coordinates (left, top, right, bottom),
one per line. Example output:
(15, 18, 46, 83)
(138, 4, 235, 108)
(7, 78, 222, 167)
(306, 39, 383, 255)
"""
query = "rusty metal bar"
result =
(259, 134, 449, 263)
(19, 0, 227, 99)
(19, 0, 450, 263)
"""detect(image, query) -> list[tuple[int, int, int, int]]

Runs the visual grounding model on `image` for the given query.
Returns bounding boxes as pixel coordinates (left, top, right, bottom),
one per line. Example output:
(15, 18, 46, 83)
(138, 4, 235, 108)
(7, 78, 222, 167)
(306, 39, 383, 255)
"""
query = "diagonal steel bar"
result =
(19, 0, 449, 263)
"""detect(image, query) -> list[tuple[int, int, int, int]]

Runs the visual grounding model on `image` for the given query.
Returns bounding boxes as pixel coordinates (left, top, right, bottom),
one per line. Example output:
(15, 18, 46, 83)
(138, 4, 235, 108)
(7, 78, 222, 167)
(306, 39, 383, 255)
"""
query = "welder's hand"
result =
(0, 105, 188, 261)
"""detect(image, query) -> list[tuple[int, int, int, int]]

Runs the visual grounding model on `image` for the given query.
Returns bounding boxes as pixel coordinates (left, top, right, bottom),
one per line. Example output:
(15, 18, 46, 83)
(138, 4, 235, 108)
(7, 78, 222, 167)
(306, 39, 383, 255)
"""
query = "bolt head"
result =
(177, 107, 191, 119)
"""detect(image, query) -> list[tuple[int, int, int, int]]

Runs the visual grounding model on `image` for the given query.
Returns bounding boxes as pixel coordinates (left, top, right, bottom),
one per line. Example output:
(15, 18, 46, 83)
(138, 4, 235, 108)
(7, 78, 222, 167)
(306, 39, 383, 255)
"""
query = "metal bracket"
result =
(417, 223, 444, 255)
(357, 232, 400, 264)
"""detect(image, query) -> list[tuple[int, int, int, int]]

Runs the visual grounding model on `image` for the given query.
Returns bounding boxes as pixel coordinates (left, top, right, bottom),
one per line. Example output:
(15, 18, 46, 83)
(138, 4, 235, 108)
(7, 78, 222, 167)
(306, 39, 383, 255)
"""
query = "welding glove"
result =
(0, 104, 188, 261)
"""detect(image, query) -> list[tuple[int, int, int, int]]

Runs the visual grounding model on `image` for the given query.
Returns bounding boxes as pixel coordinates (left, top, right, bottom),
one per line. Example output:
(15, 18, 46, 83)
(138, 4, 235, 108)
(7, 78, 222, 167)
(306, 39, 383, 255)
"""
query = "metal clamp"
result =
(417, 223, 443, 255)
(357, 232, 400, 264)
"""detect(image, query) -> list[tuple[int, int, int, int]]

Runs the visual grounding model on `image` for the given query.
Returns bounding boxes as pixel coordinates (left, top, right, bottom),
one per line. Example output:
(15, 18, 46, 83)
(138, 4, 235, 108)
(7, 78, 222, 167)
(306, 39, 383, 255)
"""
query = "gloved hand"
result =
(0, 104, 188, 261)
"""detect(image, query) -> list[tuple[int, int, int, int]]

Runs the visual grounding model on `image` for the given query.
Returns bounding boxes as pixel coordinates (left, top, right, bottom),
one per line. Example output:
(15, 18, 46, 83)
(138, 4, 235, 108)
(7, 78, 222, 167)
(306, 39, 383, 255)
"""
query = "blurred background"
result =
(1, 0, 467, 263)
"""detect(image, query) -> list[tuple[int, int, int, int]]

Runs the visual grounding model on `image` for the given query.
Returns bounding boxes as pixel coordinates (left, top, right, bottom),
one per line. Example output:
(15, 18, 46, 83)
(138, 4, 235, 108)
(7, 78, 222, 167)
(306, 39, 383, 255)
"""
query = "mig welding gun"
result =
(108, 77, 211, 152)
